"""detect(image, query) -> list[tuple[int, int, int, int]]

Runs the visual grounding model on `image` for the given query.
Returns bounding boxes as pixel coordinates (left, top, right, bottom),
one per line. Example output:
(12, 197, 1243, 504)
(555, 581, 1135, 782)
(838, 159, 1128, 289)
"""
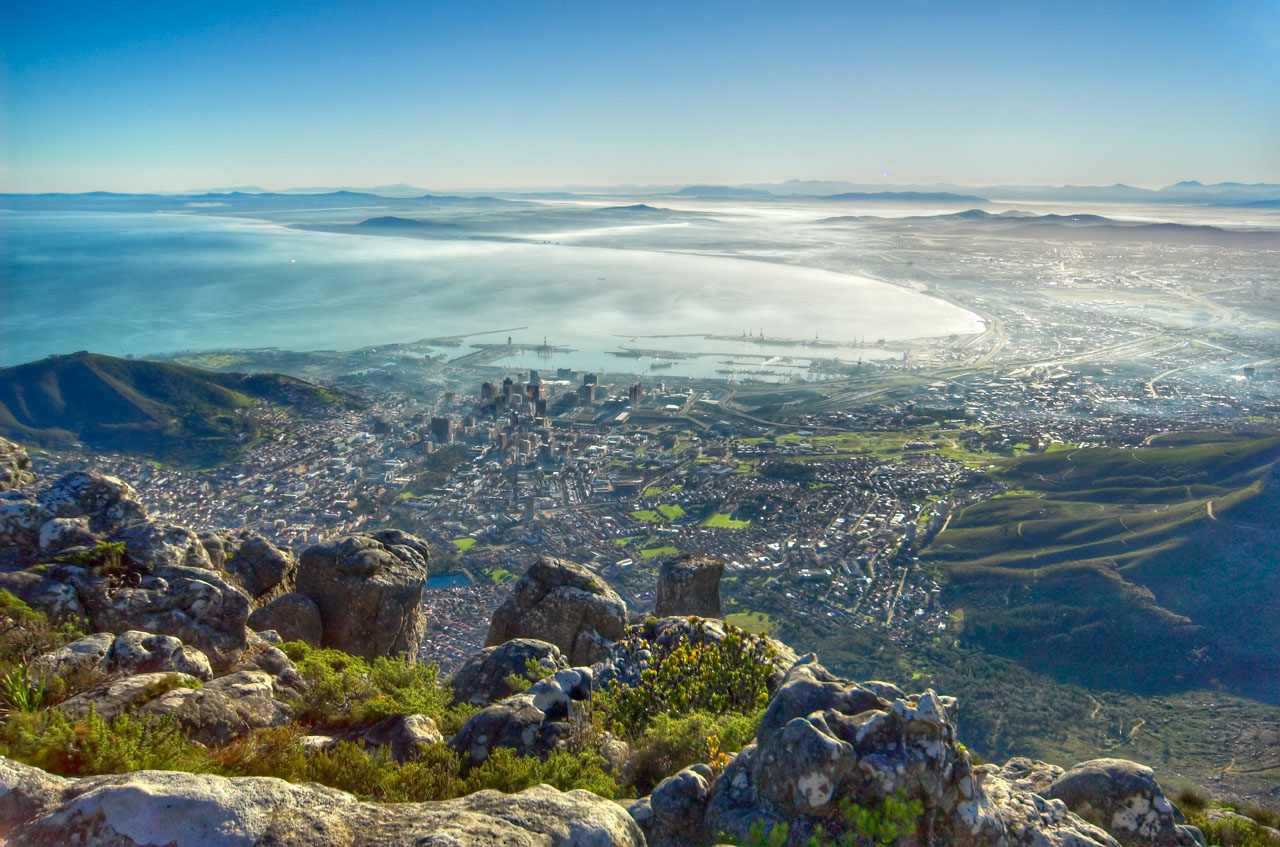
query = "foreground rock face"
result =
(0, 437, 35, 491)
(486, 556, 628, 665)
(1045, 759, 1204, 847)
(296, 530, 430, 659)
(654, 553, 725, 618)
(0, 759, 644, 847)
(654, 655, 1132, 847)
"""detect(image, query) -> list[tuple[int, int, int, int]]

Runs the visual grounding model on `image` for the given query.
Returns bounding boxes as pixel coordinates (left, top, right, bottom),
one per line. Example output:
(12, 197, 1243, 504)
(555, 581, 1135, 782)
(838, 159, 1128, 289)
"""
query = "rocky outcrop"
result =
(0, 759, 645, 847)
(486, 556, 628, 665)
(59, 671, 206, 722)
(449, 637, 567, 706)
(247, 591, 323, 645)
(630, 764, 717, 847)
(202, 530, 297, 601)
(450, 667, 594, 765)
(295, 530, 430, 659)
(141, 670, 293, 745)
(0, 561, 250, 670)
(30, 630, 213, 683)
(655, 553, 724, 618)
(0, 437, 35, 491)
(110, 520, 213, 570)
(689, 655, 1124, 847)
(1045, 759, 1204, 847)
(37, 471, 147, 535)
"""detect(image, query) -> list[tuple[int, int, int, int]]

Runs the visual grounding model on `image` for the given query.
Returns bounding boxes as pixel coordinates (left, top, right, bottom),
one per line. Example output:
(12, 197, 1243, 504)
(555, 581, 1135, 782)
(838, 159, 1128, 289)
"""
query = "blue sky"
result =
(2, 0, 1276, 192)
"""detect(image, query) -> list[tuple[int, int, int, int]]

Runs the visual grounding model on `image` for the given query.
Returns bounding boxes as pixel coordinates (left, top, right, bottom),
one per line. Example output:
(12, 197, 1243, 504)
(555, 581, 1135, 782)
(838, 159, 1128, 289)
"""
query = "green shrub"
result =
(624, 710, 761, 795)
(600, 621, 776, 736)
(279, 641, 472, 731)
(0, 707, 214, 777)
(464, 746, 619, 799)
(1189, 812, 1280, 847)
(0, 590, 82, 674)
(835, 791, 924, 846)
(0, 666, 49, 713)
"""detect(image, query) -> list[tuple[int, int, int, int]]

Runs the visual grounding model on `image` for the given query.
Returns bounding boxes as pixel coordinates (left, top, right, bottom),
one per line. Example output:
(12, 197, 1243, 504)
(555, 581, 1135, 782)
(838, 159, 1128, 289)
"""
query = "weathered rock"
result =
(449, 664, 594, 765)
(361, 714, 444, 762)
(60, 562, 251, 670)
(486, 556, 628, 665)
(27, 632, 115, 682)
(999, 756, 1066, 796)
(0, 491, 47, 549)
(0, 759, 645, 847)
(449, 638, 567, 706)
(37, 471, 147, 534)
(208, 531, 297, 600)
(706, 657, 1120, 847)
(29, 630, 212, 686)
(141, 670, 293, 745)
(110, 520, 213, 570)
(59, 671, 204, 722)
(655, 553, 725, 618)
(0, 567, 88, 624)
(0, 437, 35, 492)
(247, 590, 324, 646)
(38, 516, 97, 551)
(296, 530, 429, 659)
(1046, 759, 1204, 847)
(641, 764, 716, 847)
(104, 629, 214, 680)
(449, 694, 566, 765)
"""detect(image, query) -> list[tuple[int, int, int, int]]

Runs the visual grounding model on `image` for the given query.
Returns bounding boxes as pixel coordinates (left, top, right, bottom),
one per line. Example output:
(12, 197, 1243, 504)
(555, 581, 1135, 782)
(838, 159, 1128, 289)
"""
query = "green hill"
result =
(0, 352, 350, 466)
(922, 434, 1280, 698)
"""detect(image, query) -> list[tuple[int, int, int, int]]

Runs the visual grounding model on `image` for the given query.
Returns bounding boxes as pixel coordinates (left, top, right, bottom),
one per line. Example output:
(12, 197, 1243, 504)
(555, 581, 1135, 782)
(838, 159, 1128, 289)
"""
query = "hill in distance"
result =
(922, 433, 1280, 699)
(0, 352, 354, 467)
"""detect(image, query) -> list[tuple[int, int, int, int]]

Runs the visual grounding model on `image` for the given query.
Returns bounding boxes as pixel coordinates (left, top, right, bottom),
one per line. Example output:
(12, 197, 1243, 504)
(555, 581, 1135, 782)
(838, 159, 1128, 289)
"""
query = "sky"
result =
(2, 0, 1277, 192)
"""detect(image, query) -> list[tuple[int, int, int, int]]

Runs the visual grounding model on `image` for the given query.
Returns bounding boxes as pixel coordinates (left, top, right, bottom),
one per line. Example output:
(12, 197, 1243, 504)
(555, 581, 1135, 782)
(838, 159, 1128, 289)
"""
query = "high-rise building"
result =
(481, 381, 495, 400)
(429, 416, 453, 444)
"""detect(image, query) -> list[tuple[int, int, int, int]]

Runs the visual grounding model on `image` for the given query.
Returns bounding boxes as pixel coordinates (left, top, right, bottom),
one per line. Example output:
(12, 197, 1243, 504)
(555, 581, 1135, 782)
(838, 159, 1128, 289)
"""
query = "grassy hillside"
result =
(0, 352, 350, 466)
(922, 435, 1280, 698)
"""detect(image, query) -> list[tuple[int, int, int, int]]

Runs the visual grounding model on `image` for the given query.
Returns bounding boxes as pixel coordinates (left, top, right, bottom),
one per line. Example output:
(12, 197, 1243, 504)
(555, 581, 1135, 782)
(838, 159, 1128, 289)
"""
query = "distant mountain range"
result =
(0, 353, 351, 466)
(821, 209, 1280, 248)
(0, 191, 522, 213)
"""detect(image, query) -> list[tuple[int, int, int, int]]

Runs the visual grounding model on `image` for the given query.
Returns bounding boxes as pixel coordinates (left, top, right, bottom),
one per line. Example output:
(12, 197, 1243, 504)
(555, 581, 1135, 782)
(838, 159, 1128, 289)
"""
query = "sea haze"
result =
(0, 210, 983, 373)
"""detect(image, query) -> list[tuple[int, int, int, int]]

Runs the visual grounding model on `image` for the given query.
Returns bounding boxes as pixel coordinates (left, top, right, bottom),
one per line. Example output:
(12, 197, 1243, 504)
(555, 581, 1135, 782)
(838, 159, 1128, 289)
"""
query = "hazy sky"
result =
(2, 0, 1277, 192)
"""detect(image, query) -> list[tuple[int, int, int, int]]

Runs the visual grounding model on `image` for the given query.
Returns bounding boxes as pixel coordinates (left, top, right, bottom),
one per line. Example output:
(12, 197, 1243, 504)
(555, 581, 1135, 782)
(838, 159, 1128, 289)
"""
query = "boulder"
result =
(0, 491, 48, 550)
(38, 516, 97, 552)
(0, 437, 35, 491)
(109, 520, 213, 571)
(1046, 758, 1204, 847)
(204, 530, 297, 600)
(29, 630, 213, 686)
(295, 530, 430, 659)
(706, 657, 1121, 847)
(641, 764, 716, 847)
(486, 556, 628, 665)
(27, 632, 115, 683)
(141, 670, 293, 745)
(60, 562, 251, 670)
(104, 630, 214, 680)
(361, 714, 444, 762)
(655, 553, 724, 618)
(448, 638, 567, 706)
(247, 591, 323, 646)
(449, 666, 594, 765)
(449, 694, 568, 765)
(0, 759, 645, 847)
(59, 671, 205, 722)
(37, 471, 147, 534)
